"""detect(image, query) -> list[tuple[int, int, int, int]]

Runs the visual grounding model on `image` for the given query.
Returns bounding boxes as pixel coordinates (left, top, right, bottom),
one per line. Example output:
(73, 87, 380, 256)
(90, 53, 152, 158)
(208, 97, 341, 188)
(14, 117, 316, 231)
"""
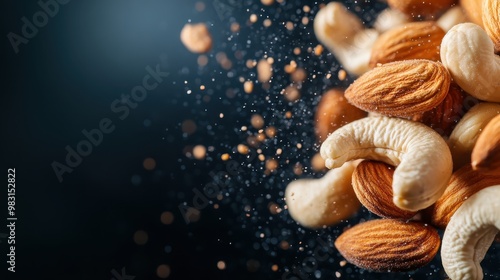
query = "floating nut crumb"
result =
(230, 22, 240, 33)
(301, 17, 309, 25)
(197, 55, 208, 67)
(250, 14, 258, 23)
(314, 44, 323, 56)
(285, 162, 360, 228)
(256, 133, 266, 142)
(441, 185, 500, 280)
(182, 119, 197, 135)
(320, 116, 453, 211)
(237, 144, 250, 155)
(221, 153, 230, 161)
(285, 111, 292, 118)
(337, 69, 347, 81)
(246, 59, 257, 68)
(286, 21, 294, 31)
(180, 23, 212, 54)
(257, 59, 273, 83)
(192, 145, 206, 160)
(311, 153, 326, 172)
(283, 85, 300, 102)
(261, 0, 274, 6)
(303, 5, 310, 13)
(263, 19, 272, 27)
(266, 158, 278, 172)
(194, 2, 205, 12)
(293, 163, 303, 176)
(243, 81, 254, 94)
(291, 68, 307, 83)
(258, 154, 265, 161)
(265, 126, 276, 138)
(251, 114, 265, 129)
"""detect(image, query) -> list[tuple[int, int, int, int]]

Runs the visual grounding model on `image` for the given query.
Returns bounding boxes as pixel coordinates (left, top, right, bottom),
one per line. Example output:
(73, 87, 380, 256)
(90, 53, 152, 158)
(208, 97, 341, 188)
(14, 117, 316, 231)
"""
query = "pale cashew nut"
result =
(440, 23, 500, 102)
(448, 102, 500, 170)
(284, 161, 360, 229)
(437, 6, 467, 32)
(320, 116, 453, 211)
(441, 185, 500, 280)
(373, 8, 409, 33)
(314, 2, 378, 76)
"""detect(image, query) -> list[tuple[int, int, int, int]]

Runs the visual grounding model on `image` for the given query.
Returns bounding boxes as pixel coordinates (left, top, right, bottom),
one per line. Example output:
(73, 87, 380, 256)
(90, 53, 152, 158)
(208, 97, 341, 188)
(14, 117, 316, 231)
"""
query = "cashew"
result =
(448, 102, 500, 170)
(440, 23, 500, 102)
(320, 116, 452, 211)
(373, 8, 409, 33)
(284, 161, 360, 229)
(441, 185, 500, 280)
(437, 6, 467, 32)
(314, 2, 378, 76)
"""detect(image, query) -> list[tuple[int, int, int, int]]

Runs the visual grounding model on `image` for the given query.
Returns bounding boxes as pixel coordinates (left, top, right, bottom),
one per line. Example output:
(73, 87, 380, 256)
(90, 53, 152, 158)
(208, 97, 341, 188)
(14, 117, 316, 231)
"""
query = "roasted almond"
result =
(345, 60, 451, 118)
(427, 164, 500, 228)
(315, 88, 367, 143)
(411, 82, 465, 136)
(482, 0, 500, 54)
(471, 114, 500, 172)
(352, 160, 416, 219)
(370, 21, 445, 68)
(335, 219, 440, 272)
(387, 0, 457, 19)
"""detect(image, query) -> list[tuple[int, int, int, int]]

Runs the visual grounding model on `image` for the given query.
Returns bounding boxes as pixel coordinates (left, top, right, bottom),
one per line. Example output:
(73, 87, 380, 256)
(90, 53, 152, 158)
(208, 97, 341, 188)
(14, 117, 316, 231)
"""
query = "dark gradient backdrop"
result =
(1, 1, 499, 280)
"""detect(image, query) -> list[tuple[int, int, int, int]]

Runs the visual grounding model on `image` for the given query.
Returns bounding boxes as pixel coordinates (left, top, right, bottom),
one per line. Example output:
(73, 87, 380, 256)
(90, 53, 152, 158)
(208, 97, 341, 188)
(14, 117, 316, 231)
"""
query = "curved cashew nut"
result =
(440, 23, 500, 102)
(448, 102, 500, 171)
(441, 185, 500, 280)
(284, 161, 360, 229)
(314, 2, 378, 76)
(437, 6, 467, 32)
(320, 116, 452, 211)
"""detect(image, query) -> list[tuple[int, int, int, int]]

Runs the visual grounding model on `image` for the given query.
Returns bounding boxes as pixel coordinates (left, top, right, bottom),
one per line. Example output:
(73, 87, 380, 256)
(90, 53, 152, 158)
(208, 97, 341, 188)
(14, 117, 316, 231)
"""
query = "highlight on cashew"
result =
(447, 102, 500, 170)
(314, 2, 378, 76)
(320, 116, 453, 211)
(440, 23, 500, 102)
(441, 185, 500, 280)
(284, 161, 360, 229)
(437, 6, 467, 32)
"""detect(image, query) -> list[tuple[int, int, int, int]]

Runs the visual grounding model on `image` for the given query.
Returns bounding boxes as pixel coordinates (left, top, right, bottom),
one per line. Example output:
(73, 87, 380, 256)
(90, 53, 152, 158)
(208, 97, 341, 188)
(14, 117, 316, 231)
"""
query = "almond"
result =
(370, 21, 445, 68)
(387, 0, 457, 19)
(471, 114, 500, 172)
(345, 60, 451, 118)
(411, 82, 465, 136)
(352, 161, 416, 219)
(427, 164, 500, 228)
(315, 89, 367, 143)
(335, 219, 440, 272)
(460, 0, 484, 27)
(482, 0, 500, 54)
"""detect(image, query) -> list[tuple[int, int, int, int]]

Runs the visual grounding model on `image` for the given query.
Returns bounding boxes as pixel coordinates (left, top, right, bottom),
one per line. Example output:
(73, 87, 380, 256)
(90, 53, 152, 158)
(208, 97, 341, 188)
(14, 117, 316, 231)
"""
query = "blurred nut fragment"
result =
(460, 0, 483, 27)
(180, 23, 212, 53)
(387, 0, 457, 19)
(472, 114, 500, 173)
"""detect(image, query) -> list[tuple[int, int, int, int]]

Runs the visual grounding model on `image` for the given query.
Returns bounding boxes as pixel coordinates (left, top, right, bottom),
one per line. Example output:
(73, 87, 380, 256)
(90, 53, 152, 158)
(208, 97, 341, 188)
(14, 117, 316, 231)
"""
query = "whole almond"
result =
(345, 60, 451, 118)
(460, 0, 484, 27)
(411, 82, 465, 136)
(427, 164, 500, 228)
(352, 161, 416, 219)
(482, 0, 500, 53)
(387, 0, 457, 18)
(315, 89, 367, 143)
(370, 21, 445, 68)
(471, 114, 500, 172)
(335, 219, 440, 272)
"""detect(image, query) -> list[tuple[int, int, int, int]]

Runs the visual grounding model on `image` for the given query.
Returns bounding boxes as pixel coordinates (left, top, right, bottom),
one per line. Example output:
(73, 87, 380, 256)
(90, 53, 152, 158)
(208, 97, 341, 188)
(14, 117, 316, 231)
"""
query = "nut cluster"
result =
(285, 0, 500, 277)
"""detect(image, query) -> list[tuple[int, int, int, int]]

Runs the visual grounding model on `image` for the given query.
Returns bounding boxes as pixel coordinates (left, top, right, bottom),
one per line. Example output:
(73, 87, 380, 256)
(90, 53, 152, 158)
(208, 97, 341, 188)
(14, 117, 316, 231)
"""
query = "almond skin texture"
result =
(411, 82, 465, 136)
(428, 164, 500, 229)
(345, 60, 451, 118)
(387, 0, 457, 18)
(370, 21, 446, 68)
(460, 0, 483, 27)
(482, 0, 500, 53)
(315, 89, 367, 143)
(352, 161, 416, 219)
(472, 114, 500, 172)
(335, 219, 440, 272)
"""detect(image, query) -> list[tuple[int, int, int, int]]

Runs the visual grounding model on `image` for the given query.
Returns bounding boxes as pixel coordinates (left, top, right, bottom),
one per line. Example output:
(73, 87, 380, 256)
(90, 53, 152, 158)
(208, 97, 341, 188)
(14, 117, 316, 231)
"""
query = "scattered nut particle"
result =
(197, 55, 208, 67)
(250, 14, 258, 23)
(230, 22, 240, 33)
(303, 5, 311, 12)
(261, 0, 274, 5)
(247, 135, 259, 147)
(291, 68, 307, 83)
(221, 153, 230, 161)
(160, 211, 174, 225)
(133, 230, 148, 245)
(286, 21, 294, 31)
(296, 143, 302, 149)
(284, 60, 297, 73)
(335, 271, 341, 278)
(314, 44, 324, 56)
(241, 126, 248, 131)
(195, 1, 205, 11)
(156, 264, 171, 279)
(293, 163, 303, 175)
(265, 126, 276, 138)
(266, 158, 279, 172)
(246, 59, 257, 68)
(143, 157, 156, 170)
(311, 153, 326, 172)
(257, 59, 273, 83)
(301, 17, 309, 25)
(280, 240, 290, 250)
(256, 133, 266, 142)
(213, 204, 219, 209)
(285, 111, 292, 118)
(276, 148, 282, 155)
(338, 69, 347, 81)
(217, 260, 226, 270)
(181, 119, 197, 135)
(271, 264, 278, 271)
(251, 114, 265, 129)
(193, 145, 207, 160)
(284, 85, 300, 102)
(237, 144, 250, 155)
(244, 81, 254, 94)
(258, 154, 265, 161)
(216, 52, 232, 70)
(340, 260, 347, 267)
(263, 19, 272, 27)
(293, 47, 301, 55)
(180, 23, 212, 54)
